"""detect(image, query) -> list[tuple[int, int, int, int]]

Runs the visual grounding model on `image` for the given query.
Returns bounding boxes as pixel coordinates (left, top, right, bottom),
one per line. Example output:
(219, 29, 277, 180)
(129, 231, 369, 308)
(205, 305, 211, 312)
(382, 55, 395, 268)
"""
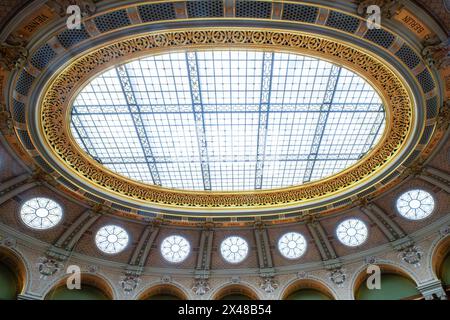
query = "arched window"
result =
(0, 262, 19, 300)
(45, 275, 113, 300)
(0, 248, 26, 300)
(355, 270, 420, 300)
(138, 284, 187, 300)
(46, 284, 109, 300)
(441, 252, 450, 287)
(285, 289, 332, 300)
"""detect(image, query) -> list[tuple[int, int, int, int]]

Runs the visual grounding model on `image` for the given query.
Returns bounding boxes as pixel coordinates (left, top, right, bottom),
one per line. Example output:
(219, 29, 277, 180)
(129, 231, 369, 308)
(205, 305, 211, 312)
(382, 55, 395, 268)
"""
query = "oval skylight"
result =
(70, 50, 385, 192)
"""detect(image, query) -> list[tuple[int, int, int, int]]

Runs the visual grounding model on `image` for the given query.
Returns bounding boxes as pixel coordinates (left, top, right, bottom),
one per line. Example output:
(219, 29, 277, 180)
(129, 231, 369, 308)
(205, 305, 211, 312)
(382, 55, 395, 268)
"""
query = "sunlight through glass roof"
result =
(70, 50, 386, 192)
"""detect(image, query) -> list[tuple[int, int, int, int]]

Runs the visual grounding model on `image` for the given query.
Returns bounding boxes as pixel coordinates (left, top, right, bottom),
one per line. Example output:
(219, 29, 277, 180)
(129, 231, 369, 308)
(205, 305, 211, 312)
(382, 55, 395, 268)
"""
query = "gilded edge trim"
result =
(39, 28, 413, 210)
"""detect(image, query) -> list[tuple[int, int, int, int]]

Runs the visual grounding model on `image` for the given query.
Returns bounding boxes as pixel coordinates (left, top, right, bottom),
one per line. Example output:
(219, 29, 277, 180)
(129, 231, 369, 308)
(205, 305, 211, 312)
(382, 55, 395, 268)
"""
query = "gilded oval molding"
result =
(38, 28, 414, 212)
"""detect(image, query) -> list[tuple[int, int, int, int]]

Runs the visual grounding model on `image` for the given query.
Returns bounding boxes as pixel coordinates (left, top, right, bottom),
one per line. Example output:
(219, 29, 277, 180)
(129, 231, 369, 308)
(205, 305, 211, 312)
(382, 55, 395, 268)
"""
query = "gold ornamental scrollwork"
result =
(39, 29, 413, 209)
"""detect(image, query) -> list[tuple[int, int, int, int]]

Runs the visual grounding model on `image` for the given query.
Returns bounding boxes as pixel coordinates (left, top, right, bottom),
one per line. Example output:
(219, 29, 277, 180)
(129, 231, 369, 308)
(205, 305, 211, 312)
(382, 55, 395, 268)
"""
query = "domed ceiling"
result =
(0, 0, 448, 301)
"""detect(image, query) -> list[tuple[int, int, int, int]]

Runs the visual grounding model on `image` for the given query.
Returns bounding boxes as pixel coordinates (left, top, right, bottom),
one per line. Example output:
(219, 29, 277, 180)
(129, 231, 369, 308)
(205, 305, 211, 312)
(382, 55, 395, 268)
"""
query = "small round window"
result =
(20, 197, 63, 230)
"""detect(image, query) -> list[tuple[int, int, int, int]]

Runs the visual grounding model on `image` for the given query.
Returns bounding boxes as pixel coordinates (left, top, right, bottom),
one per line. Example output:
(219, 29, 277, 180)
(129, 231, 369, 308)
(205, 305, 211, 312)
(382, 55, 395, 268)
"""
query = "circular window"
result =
(70, 50, 385, 192)
(160, 235, 191, 263)
(278, 232, 306, 259)
(95, 225, 129, 254)
(220, 236, 249, 264)
(396, 189, 435, 220)
(336, 218, 368, 247)
(20, 197, 63, 230)
(278, 232, 307, 259)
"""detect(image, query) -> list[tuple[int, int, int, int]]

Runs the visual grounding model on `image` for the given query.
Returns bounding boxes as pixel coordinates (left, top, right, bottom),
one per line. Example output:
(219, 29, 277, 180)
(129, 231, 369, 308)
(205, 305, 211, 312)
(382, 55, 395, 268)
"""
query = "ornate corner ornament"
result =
(120, 273, 140, 295)
(259, 275, 278, 294)
(36, 256, 63, 279)
(329, 267, 347, 287)
(399, 245, 423, 267)
(35, 28, 414, 214)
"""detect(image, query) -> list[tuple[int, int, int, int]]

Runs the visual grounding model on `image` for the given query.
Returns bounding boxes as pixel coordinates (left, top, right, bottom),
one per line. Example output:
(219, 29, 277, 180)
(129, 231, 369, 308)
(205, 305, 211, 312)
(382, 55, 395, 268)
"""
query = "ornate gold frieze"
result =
(38, 29, 413, 210)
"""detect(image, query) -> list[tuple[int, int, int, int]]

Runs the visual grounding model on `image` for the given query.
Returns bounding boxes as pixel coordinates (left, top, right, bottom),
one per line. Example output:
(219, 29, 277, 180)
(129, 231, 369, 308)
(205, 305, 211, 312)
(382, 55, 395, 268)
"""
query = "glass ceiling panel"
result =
(71, 50, 385, 192)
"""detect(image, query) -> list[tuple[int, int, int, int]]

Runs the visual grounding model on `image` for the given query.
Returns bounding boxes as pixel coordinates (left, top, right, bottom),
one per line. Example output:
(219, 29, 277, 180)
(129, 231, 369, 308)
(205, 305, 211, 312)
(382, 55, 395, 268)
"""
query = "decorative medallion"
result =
(399, 245, 423, 267)
(439, 225, 450, 237)
(120, 274, 140, 294)
(1, 236, 16, 247)
(329, 267, 347, 287)
(365, 256, 378, 264)
(259, 276, 278, 293)
(231, 276, 241, 284)
(192, 278, 210, 296)
(37, 256, 63, 279)
(0, 39, 28, 71)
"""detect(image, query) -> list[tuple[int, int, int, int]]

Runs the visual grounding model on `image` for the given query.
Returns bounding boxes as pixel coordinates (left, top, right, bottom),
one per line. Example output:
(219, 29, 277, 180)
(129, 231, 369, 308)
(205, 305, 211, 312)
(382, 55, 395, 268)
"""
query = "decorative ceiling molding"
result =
(0, 0, 446, 224)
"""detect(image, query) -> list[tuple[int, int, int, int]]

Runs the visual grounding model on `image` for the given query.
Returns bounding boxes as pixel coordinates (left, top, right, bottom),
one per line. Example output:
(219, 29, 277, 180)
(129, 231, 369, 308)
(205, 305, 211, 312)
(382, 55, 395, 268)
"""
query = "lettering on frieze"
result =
(23, 14, 51, 33)
(401, 15, 425, 34)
